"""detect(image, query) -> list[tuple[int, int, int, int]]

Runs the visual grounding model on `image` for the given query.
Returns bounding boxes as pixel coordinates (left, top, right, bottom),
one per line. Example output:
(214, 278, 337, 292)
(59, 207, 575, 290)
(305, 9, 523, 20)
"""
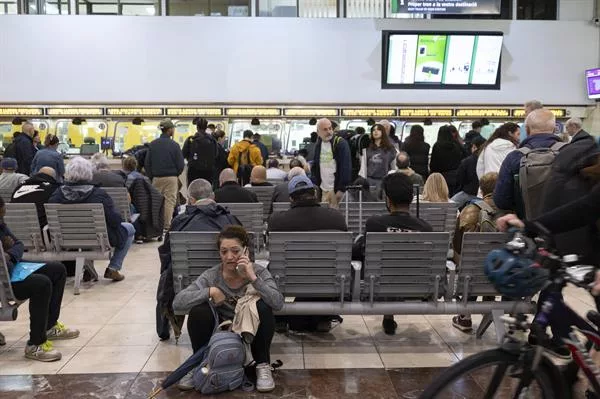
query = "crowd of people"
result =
(1, 103, 599, 395)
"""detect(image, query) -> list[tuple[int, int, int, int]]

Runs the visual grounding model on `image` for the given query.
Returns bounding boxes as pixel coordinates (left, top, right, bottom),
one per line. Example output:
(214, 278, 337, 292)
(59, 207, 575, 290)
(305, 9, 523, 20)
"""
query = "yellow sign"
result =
(512, 109, 566, 118)
(46, 107, 104, 117)
(455, 109, 511, 118)
(0, 107, 44, 117)
(225, 108, 281, 117)
(284, 108, 339, 117)
(106, 108, 164, 117)
(399, 109, 453, 118)
(341, 109, 397, 118)
(166, 108, 223, 117)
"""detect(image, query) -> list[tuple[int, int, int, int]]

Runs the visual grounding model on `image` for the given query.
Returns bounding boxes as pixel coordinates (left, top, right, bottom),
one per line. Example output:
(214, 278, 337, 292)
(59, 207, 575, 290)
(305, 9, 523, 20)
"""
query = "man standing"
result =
(228, 130, 263, 186)
(145, 119, 185, 230)
(310, 118, 351, 208)
(182, 118, 218, 186)
(253, 134, 269, 166)
(519, 100, 544, 143)
(14, 121, 36, 175)
(565, 117, 593, 143)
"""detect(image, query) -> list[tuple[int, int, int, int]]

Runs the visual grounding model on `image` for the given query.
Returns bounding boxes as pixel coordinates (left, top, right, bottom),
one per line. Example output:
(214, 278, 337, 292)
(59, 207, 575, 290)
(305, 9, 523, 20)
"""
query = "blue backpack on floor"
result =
(192, 303, 246, 394)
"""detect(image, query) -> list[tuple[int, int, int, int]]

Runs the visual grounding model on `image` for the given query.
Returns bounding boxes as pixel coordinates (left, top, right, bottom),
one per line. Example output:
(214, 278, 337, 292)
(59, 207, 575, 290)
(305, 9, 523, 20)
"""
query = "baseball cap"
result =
(1, 158, 17, 170)
(159, 119, 175, 130)
(288, 175, 314, 195)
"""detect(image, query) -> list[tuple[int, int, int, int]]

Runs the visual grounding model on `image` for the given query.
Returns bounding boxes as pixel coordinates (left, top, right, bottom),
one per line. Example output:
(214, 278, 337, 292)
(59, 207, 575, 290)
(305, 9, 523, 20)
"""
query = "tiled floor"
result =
(0, 240, 597, 397)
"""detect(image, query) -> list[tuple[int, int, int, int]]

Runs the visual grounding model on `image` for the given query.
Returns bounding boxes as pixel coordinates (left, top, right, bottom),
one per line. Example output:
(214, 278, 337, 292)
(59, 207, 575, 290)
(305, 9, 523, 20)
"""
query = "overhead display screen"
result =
(383, 31, 503, 90)
(586, 68, 600, 100)
(392, 0, 501, 15)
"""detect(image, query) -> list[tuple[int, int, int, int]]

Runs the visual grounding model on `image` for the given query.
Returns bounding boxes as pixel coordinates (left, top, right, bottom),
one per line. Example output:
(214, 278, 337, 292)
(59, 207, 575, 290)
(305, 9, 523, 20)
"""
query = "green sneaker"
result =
(46, 322, 80, 340)
(25, 341, 62, 362)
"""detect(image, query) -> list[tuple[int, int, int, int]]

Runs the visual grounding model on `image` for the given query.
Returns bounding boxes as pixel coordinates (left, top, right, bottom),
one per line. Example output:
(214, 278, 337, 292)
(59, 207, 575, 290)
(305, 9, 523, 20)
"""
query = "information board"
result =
(392, 0, 501, 15)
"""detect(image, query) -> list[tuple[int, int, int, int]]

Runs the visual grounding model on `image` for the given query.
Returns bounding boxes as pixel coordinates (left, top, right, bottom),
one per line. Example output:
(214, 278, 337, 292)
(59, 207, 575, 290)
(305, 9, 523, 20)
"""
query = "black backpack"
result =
(187, 132, 216, 171)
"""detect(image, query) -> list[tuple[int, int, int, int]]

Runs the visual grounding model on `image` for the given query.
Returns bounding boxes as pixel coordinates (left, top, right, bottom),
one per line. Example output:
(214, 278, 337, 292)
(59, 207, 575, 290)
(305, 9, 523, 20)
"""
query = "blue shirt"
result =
(30, 148, 65, 182)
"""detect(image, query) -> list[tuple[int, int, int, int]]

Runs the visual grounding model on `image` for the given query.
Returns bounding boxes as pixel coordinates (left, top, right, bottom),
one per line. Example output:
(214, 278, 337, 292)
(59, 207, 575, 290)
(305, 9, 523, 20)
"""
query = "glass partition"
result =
(55, 119, 108, 150)
(112, 121, 161, 154)
(0, 0, 17, 13)
(168, 0, 249, 15)
(285, 120, 314, 154)
(345, 0, 383, 18)
(402, 122, 450, 151)
(258, 0, 296, 16)
(77, 0, 159, 15)
(229, 119, 284, 155)
(298, 0, 335, 17)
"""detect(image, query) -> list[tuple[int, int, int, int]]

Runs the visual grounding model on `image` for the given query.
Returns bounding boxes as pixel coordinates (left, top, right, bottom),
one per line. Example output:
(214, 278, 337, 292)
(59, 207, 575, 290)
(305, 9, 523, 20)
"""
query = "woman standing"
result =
(401, 124, 430, 179)
(358, 124, 397, 191)
(476, 122, 520, 178)
(429, 125, 465, 196)
(30, 134, 65, 181)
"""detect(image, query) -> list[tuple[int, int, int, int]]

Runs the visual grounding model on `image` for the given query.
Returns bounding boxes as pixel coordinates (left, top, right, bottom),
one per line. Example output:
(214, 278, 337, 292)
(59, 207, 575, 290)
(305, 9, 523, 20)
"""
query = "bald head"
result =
(316, 118, 333, 142)
(525, 109, 556, 136)
(396, 151, 410, 169)
(38, 167, 56, 179)
(287, 166, 306, 181)
(250, 165, 267, 184)
(219, 168, 237, 187)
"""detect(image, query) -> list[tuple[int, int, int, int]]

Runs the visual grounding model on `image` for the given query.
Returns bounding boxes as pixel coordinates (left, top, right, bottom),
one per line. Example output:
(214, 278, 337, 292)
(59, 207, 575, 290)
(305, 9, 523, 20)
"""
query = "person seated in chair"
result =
(173, 225, 283, 393)
(0, 196, 80, 362)
(356, 173, 432, 335)
(0, 157, 28, 196)
(244, 166, 273, 187)
(48, 156, 135, 281)
(270, 166, 306, 210)
(11, 167, 60, 228)
(90, 153, 126, 187)
(214, 169, 258, 203)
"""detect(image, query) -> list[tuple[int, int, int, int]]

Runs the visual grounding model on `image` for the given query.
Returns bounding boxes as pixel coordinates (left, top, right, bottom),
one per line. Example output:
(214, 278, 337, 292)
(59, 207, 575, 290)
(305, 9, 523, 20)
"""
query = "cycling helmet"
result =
(485, 249, 549, 297)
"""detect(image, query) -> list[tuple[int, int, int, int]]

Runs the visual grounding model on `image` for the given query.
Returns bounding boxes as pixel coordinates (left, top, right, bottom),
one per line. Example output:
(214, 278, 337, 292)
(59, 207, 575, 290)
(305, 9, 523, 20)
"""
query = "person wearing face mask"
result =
(358, 124, 398, 192)
(310, 118, 352, 208)
(173, 225, 283, 393)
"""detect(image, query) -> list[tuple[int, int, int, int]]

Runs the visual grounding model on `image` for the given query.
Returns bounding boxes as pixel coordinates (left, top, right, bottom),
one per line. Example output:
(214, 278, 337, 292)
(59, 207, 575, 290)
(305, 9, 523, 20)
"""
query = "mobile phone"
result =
(236, 247, 249, 274)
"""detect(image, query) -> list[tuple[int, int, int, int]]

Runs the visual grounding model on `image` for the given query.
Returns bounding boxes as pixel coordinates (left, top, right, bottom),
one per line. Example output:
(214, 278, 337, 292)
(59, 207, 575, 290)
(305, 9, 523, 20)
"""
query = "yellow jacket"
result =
(228, 139, 263, 173)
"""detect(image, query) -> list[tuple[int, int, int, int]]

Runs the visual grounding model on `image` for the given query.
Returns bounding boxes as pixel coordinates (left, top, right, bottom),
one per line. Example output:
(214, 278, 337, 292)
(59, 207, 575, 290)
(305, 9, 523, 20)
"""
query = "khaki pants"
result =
(153, 176, 178, 229)
(322, 189, 340, 209)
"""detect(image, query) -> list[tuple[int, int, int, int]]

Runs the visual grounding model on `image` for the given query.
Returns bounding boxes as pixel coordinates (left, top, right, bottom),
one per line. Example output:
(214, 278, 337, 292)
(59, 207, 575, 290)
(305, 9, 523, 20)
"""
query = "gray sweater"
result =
(173, 264, 284, 320)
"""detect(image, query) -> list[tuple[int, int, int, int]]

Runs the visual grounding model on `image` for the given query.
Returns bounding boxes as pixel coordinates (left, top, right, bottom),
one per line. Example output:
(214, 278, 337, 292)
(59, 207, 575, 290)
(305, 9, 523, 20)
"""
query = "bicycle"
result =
(420, 230, 600, 399)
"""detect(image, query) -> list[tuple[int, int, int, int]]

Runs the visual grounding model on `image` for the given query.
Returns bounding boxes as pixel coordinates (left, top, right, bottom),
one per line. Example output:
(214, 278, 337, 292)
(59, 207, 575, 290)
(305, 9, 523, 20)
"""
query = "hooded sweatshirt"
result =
(48, 183, 126, 247)
(227, 139, 263, 173)
(476, 138, 516, 178)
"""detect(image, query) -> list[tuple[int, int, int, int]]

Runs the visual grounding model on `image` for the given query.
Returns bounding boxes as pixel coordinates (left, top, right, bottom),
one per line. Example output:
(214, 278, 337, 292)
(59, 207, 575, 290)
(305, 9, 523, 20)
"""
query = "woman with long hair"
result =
(358, 123, 398, 191)
(421, 172, 450, 202)
(429, 125, 465, 196)
(476, 122, 520, 178)
(401, 124, 430, 179)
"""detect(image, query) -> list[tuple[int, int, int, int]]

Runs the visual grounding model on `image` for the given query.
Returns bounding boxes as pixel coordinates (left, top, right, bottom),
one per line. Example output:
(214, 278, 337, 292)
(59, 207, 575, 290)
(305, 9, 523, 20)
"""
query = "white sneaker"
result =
(177, 370, 195, 391)
(255, 362, 275, 393)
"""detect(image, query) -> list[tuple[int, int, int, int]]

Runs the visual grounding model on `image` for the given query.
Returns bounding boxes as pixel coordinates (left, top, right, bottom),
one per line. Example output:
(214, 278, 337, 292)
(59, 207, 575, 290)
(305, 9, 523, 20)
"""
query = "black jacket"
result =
(145, 134, 185, 179)
(430, 141, 464, 174)
(456, 154, 480, 196)
(214, 181, 258, 203)
(541, 130, 600, 264)
(92, 170, 126, 188)
(48, 183, 126, 248)
(0, 224, 24, 275)
(14, 133, 36, 175)
(311, 136, 352, 193)
(402, 141, 430, 179)
(268, 200, 348, 232)
(11, 173, 60, 227)
(130, 177, 165, 237)
(253, 140, 269, 166)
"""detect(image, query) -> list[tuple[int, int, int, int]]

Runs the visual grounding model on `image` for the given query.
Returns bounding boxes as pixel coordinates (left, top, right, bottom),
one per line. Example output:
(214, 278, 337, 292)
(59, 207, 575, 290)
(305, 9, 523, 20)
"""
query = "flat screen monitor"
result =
(101, 137, 114, 150)
(392, 0, 501, 15)
(382, 31, 503, 90)
(586, 68, 600, 100)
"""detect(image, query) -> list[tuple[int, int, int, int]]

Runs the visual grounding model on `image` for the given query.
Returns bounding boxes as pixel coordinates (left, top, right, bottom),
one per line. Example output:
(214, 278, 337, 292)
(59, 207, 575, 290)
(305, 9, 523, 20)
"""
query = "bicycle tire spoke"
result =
(483, 363, 509, 399)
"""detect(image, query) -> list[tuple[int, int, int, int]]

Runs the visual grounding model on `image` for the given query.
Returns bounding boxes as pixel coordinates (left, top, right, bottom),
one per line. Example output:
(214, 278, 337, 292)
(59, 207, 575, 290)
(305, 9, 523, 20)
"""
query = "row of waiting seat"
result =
(170, 231, 534, 342)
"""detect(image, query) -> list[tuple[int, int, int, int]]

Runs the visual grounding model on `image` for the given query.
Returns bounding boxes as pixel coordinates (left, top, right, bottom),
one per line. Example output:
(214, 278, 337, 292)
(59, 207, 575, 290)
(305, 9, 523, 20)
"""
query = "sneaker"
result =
(46, 322, 80, 340)
(25, 341, 62, 362)
(104, 268, 125, 281)
(382, 316, 397, 335)
(177, 370, 195, 391)
(452, 315, 473, 333)
(256, 362, 275, 393)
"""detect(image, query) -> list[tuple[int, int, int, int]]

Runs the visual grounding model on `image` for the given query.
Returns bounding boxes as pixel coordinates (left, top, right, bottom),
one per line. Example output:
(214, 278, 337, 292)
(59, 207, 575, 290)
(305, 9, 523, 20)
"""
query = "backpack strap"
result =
(550, 142, 567, 151)
(518, 147, 532, 156)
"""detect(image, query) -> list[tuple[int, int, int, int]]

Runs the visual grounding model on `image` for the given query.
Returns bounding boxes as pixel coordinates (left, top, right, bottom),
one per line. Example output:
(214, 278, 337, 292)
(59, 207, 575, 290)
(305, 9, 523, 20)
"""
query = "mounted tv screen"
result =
(382, 31, 503, 90)
(586, 68, 600, 100)
(392, 0, 501, 15)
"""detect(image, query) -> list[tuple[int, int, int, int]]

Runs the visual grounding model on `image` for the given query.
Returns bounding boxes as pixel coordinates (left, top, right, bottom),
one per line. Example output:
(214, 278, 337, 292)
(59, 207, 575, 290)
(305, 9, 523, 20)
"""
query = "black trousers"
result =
(11, 262, 67, 346)
(187, 300, 275, 364)
(187, 168, 214, 187)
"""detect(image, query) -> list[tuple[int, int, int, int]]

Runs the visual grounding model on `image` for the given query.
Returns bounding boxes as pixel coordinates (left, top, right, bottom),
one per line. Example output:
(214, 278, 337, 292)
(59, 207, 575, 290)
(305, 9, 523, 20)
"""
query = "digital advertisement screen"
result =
(586, 68, 600, 100)
(392, 0, 501, 14)
(383, 31, 503, 90)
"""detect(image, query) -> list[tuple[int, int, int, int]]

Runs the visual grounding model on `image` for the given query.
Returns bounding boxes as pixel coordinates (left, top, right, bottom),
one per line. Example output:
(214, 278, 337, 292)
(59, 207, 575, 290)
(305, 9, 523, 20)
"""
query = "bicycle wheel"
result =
(419, 348, 562, 399)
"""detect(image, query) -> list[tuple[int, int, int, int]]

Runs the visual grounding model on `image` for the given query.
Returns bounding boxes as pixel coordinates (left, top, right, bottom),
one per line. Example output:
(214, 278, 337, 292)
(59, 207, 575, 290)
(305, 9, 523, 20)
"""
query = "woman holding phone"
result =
(173, 225, 284, 393)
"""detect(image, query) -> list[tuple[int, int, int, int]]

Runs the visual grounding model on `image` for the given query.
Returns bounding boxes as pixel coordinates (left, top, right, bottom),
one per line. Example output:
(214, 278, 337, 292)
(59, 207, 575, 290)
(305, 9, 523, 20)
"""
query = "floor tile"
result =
(388, 368, 483, 398)
(0, 323, 28, 352)
(87, 323, 159, 347)
(377, 344, 459, 368)
(142, 342, 192, 372)
(58, 345, 156, 374)
(0, 346, 80, 375)
(108, 302, 157, 324)
(303, 344, 383, 369)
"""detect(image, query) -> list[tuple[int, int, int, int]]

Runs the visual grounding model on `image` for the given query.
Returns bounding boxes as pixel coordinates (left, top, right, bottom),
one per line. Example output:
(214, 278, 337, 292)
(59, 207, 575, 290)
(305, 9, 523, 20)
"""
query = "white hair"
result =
(524, 100, 543, 112)
(565, 117, 583, 129)
(90, 153, 110, 170)
(525, 109, 556, 134)
(287, 166, 306, 180)
(188, 178, 214, 202)
(65, 156, 94, 183)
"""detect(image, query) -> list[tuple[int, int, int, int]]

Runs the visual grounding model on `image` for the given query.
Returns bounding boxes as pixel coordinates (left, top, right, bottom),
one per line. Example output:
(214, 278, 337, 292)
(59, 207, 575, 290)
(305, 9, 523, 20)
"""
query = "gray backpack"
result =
(192, 305, 246, 394)
(517, 142, 566, 219)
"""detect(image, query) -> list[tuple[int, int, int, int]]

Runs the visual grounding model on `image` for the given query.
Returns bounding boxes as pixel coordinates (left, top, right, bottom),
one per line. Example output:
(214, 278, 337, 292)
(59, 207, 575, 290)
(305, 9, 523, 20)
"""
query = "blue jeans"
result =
(450, 191, 477, 209)
(108, 222, 135, 271)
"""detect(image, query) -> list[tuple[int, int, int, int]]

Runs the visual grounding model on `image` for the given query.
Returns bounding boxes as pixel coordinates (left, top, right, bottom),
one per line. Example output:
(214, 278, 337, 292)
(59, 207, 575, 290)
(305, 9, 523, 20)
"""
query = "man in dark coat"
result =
(14, 122, 36, 175)
(214, 168, 258, 203)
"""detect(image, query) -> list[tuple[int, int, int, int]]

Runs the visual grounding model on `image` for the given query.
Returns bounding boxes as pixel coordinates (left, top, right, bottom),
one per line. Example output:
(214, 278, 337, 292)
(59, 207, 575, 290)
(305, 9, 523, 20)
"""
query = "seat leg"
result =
(74, 257, 84, 295)
(476, 313, 493, 339)
(491, 308, 506, 345)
